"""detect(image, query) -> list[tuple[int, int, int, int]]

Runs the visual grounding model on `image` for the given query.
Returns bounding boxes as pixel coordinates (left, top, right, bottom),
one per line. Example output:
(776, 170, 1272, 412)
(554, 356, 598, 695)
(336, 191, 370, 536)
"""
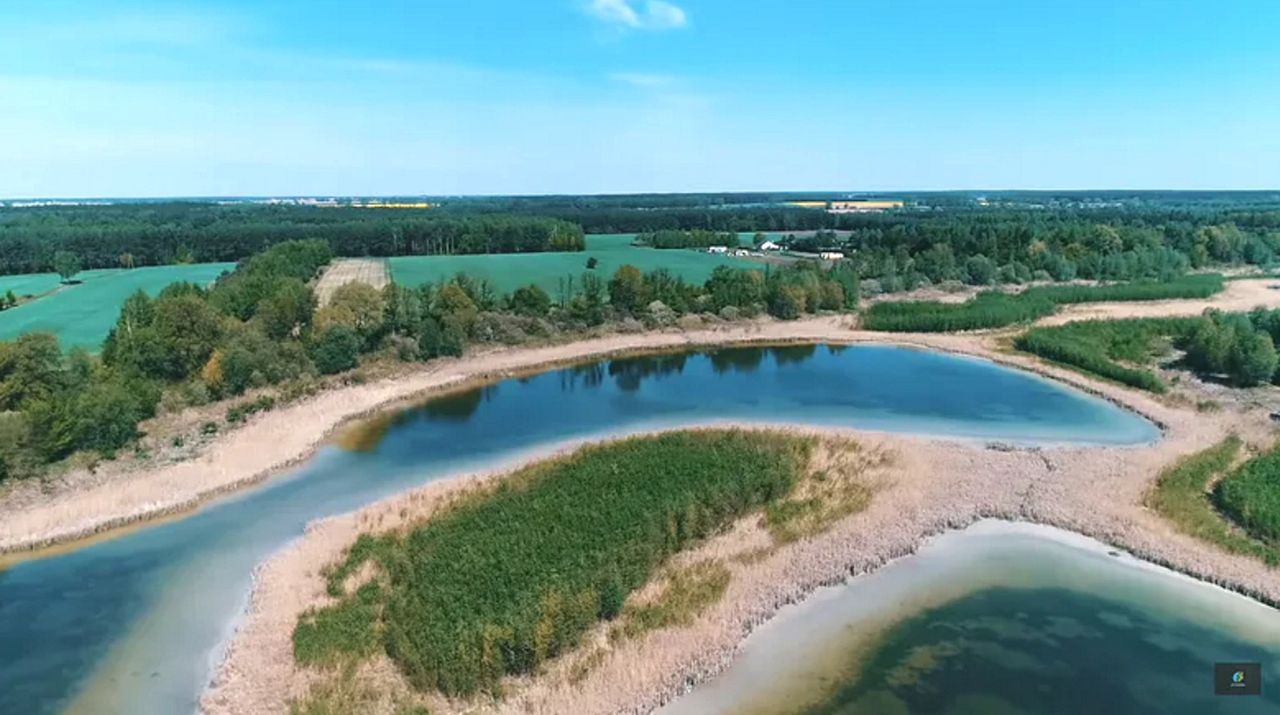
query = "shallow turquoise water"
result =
(0, 345, 1157, 714)
(659, 522, 1280, 715)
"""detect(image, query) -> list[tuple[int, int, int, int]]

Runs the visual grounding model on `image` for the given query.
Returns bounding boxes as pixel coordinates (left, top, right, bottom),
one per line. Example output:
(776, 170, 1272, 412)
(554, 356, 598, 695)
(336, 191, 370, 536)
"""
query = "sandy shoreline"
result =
(200, 334, 1280, 714)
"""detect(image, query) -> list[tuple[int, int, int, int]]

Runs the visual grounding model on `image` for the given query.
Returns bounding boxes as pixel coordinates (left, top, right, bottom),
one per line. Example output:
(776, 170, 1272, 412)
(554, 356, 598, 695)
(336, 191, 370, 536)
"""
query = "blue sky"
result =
(2, 0, 1278, 197)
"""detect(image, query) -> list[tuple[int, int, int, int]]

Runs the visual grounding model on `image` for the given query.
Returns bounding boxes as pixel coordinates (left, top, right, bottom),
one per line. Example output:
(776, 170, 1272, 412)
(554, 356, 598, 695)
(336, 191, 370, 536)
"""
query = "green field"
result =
(0, 271, 74, 299)
(389, 234, 757, 295)
(0, 263, 234, 349)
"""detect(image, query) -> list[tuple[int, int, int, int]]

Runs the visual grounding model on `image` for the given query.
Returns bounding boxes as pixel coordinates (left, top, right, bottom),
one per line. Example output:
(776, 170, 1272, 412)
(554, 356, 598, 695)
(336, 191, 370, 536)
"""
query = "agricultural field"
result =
(0, 271, 71, 300)
(0, 263, 235, 349)
(314, 258, 390, 305)
(389, 234, 757, 295)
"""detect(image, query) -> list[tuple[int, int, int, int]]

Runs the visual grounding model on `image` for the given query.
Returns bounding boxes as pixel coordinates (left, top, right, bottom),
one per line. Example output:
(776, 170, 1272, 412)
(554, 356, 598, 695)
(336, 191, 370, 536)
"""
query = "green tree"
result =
(315, 282, 385, 345)
(608, 265, 650, 315)
(0, 333, 64, 410)
(52, 250, 81, 283)
(510, 284, 551, 317)
(964, 255, 997, 285)
(769, 285, 807, 320)
(258, 278, 315, 340)
(311, 326, 361, 374)
(1229, 331, 1278, 387)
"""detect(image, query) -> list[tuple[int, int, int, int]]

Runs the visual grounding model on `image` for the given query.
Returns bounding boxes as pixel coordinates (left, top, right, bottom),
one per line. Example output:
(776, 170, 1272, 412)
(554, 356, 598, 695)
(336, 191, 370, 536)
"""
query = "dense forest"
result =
(5, 194, 1280, 285)
(0, 205, 583, 274)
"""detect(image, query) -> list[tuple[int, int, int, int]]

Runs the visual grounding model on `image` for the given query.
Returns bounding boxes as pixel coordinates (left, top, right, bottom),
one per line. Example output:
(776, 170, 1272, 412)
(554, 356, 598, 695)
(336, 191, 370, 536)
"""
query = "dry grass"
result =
(765, 437, 892, 543)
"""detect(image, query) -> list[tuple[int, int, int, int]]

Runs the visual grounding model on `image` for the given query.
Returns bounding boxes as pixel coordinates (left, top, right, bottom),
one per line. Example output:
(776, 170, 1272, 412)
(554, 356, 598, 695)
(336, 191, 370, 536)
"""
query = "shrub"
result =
(311, 326, 361, 375)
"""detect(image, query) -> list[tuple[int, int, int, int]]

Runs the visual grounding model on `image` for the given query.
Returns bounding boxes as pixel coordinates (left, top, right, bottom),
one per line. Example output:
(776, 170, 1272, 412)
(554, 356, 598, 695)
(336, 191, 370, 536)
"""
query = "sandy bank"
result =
(201, 351, 1280, 714)
(1039, 277, 1280, 325)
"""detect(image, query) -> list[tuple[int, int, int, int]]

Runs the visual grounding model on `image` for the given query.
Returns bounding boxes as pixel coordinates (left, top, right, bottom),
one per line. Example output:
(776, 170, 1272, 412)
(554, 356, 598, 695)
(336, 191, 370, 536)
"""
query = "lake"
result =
(0, 345, 1158, 715)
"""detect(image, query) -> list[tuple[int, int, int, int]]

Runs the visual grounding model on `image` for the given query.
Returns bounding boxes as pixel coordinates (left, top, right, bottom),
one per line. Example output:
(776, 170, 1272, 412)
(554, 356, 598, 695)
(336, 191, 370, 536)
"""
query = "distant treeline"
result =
(0, 204, 584, 274)
(635, 229, 740, 249)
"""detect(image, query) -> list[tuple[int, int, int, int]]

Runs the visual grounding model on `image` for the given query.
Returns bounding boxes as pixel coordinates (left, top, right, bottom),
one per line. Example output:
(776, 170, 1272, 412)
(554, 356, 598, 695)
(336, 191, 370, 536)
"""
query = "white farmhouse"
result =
(759, 241, 781, 251)
(819, 251, 845, 261)
(707, 246, 728, 254)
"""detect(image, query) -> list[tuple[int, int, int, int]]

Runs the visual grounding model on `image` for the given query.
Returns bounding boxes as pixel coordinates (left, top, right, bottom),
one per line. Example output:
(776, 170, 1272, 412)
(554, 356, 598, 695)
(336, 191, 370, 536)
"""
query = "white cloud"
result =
(586, 0, 687, 31)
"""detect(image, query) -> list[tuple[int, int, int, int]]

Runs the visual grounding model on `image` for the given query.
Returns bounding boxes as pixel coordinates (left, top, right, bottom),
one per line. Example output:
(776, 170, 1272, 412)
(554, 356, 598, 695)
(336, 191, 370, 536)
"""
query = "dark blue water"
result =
(0, 345, 1157, 715)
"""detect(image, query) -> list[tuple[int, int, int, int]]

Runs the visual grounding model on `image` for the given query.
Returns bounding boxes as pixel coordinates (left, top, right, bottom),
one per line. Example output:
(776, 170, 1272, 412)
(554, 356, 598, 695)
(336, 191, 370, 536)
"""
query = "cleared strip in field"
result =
(314, 258, 391, 305)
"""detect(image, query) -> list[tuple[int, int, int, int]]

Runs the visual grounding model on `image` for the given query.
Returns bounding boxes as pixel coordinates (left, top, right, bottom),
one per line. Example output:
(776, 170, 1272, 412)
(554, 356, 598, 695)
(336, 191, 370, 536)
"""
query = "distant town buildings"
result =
(785, 199, 905, 214)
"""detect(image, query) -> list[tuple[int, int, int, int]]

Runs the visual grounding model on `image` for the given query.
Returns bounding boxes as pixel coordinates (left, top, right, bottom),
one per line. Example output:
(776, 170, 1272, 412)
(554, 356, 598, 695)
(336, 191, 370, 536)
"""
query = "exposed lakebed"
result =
(0, 344, 1160, 714)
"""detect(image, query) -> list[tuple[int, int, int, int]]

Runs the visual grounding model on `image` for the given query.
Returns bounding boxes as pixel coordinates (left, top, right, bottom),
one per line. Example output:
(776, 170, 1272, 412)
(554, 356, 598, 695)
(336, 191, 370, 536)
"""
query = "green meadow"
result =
(0, 271, 71, 299)
(0, 263, 234, 349)
(389, 233, 757, 295)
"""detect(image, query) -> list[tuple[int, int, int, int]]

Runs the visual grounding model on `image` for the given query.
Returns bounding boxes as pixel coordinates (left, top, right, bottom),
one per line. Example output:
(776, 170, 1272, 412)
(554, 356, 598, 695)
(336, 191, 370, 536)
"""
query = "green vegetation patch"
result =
(1149, 437, 1280, 566)
(1017, 304, 1280, 392)
(0, 264, 234, 349)
(862, 274, 1224, 333)
(296, 429, 813, 697)
(862, 291, 1057, 332)
(1215, 446, 1280, 553)
(613, 561, 732, 639)
(1014, 317, 1197, 392)
(389, 234, 755, 296)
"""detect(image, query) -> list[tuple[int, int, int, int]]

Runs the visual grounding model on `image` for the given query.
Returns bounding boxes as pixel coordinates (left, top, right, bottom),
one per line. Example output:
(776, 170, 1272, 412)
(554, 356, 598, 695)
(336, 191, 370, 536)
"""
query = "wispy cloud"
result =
(585, 0, 687, 31)
(609, 72, 677, 88)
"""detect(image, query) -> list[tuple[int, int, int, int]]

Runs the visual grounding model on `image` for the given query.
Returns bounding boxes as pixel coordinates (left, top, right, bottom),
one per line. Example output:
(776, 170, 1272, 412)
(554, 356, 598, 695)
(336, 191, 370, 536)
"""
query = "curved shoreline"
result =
(0, 316, 1170, 559)
(201, 359, 1279, 715)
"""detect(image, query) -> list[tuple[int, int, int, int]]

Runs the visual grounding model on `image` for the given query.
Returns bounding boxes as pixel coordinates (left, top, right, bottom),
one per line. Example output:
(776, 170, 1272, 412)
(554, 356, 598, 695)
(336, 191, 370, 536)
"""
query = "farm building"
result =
(819, 251, 845, 261)
(829, 200, 904, 213)
(707, 246, 728, 254)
